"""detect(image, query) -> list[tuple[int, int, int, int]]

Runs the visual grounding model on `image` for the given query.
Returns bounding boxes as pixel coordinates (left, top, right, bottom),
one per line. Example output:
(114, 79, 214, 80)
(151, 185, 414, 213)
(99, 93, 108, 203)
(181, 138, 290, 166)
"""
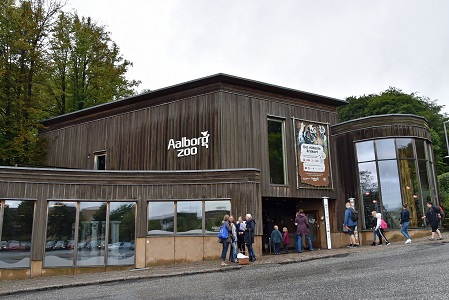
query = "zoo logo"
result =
(167, 131, 210, 157)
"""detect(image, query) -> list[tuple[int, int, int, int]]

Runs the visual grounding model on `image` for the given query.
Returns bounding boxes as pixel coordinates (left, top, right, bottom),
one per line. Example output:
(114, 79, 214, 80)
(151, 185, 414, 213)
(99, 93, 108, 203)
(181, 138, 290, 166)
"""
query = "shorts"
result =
(347, 226, 355, 235)
(431, 223, 439, 232)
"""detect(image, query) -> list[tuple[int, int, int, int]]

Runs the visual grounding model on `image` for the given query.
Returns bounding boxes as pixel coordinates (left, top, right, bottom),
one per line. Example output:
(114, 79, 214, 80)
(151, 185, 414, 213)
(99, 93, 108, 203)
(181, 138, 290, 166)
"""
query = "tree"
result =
(338, 87, 449, 174)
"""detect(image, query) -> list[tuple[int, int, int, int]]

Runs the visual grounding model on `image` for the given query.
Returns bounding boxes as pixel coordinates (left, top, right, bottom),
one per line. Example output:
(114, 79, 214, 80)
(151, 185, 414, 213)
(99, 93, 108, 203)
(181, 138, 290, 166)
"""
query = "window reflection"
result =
(147, 202, 174, 235)
(0, 200, 34, 268)
(358, 162, 379, 229)
(415, 139, 426, 159)
(44, 202, 77, 267)
(356, 141, 375, 162)
(77, 202, 106, 266)
(177, 202, 202, 235)
(205, 201, 231, 234)
(396, 138, 414, 159)
(108, 202, 135, 266)
(398, 160, 423, 227)
(378, 161, 402, 229)
(375, 139, 396, 160)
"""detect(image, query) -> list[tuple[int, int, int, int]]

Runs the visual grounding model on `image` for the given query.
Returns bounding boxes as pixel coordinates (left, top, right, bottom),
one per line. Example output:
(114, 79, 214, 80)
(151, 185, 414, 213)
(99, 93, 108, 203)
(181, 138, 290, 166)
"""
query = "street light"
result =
(444, 120, 449, 163)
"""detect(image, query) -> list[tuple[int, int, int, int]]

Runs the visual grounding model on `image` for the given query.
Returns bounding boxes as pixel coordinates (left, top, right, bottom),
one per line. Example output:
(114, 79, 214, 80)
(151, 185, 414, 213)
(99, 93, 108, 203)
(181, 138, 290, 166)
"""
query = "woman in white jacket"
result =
(372, 211, 390, 246)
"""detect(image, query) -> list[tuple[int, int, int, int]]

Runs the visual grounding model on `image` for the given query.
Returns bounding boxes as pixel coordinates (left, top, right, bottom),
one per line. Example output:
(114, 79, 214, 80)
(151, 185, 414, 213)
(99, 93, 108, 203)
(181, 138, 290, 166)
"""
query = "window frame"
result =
(267, 116, 288, 186)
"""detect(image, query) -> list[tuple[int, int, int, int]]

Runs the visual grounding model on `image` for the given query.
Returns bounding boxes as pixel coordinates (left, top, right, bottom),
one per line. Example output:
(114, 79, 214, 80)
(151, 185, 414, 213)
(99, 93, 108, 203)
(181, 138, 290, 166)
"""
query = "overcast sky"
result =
(66, 0, 449, 114)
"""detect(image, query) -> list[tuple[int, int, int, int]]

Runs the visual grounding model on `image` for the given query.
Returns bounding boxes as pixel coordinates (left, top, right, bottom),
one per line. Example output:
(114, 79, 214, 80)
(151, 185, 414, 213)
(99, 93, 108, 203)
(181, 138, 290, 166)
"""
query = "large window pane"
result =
(44, 202, 77, 267)
(177, 202, 202, 235)
(375, 139, 396, 160)
(415, 139, 426, 159)
(108, 202, 135, 266)
(356, 141, 375, 162)
(399, 160, 423, 227)
(358, 162, 379, 229)
(396, 138, 414, 159)
(148, 202, 174, 235)
(378, 161, 402, 229)
(77, 202, 106, 266)
(268, 119, 286, 184)
(0, 200, 34, 268)
(205, 201, 231, 234)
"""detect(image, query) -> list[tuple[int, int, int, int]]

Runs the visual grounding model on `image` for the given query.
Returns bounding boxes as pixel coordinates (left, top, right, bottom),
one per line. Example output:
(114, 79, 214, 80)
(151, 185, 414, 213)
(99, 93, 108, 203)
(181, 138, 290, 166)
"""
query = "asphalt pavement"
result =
(0, 236, 444, 297)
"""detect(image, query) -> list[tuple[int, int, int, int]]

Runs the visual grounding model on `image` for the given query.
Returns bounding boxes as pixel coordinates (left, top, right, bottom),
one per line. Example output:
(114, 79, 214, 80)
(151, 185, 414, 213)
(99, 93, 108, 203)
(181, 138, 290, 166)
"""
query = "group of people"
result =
(219, 214, 256, 266)
(344, 199, 444, 247)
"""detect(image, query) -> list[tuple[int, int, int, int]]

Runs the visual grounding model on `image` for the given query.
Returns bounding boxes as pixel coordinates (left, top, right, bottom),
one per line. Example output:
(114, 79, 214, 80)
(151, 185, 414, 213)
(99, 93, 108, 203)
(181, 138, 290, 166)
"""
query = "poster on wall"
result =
(294, 119, 332, 189)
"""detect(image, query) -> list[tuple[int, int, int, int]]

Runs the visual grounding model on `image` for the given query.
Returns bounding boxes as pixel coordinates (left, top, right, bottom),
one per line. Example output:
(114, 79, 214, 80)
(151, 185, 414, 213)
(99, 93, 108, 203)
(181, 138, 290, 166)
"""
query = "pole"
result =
(322, 196, 332, 250)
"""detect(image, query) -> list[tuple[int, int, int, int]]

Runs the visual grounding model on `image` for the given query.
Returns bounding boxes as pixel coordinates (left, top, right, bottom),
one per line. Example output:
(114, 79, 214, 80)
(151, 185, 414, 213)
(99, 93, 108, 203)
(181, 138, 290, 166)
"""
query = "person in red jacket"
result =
(282, 227, 290, 254)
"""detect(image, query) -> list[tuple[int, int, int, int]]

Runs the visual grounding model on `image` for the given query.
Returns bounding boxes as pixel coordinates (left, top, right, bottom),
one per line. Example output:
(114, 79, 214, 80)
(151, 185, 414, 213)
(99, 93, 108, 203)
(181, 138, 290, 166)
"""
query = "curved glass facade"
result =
(356, 138, 437, 229)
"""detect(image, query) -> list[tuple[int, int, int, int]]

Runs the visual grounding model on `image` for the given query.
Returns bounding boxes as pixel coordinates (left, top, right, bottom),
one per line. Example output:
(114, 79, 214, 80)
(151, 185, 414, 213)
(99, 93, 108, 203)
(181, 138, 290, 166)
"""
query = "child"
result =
(374, 212, 390, 246)
(282, 227, 290, 254)
(270, 225, 283, 255)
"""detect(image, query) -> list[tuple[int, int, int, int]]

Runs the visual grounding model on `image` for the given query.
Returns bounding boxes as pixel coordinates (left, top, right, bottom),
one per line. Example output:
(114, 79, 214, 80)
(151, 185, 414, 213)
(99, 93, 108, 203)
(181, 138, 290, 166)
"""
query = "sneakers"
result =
(377, 244, 383, 246)
(370, 242, 376, 246)
(405, 239, 412, 244)
(386, 242, 390, 246)
(437, 237, 443, 240)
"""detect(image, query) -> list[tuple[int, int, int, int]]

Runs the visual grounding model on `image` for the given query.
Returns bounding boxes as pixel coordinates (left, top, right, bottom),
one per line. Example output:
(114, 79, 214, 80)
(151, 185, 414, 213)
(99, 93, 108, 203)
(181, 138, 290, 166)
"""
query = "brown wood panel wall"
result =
(0, 167, 261, 261)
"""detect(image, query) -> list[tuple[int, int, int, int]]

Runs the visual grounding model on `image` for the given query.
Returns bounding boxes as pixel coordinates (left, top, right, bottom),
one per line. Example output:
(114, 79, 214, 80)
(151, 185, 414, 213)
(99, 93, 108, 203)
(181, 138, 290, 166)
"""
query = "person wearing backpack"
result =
(400, 203, 412, 244)
(422, 201, 443, 241)
(343, 201, 358, 248)
(374, 212, 390, 246)
(219, 214, 232, 266)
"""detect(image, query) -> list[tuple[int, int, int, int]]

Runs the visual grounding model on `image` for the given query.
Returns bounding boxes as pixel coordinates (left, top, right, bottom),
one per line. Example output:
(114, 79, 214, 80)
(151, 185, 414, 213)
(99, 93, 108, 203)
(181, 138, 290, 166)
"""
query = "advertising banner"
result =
(294, 119, 332, 189)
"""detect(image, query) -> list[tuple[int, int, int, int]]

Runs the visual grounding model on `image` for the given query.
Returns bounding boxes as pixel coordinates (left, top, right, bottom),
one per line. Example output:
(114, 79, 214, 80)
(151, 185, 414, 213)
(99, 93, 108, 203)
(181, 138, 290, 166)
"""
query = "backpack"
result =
(218, 224, 228, 240)
(350, 208, 359, 222)
(381, 219, 388, 230)
(439, 206, 445, 220)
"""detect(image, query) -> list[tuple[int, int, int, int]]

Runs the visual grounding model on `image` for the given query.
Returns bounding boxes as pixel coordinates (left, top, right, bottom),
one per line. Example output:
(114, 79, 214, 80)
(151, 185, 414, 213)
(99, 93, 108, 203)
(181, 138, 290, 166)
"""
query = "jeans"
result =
(229, 241, 237, 261)
(373, 229, 377, 243)
(221, 240, 230, 261)
(246, 243, 255, 258)
(297, 234, 313, 252)
(294, 232, 298, 251)
(401, 221, 411, 240)
(274, 243, 280, 254)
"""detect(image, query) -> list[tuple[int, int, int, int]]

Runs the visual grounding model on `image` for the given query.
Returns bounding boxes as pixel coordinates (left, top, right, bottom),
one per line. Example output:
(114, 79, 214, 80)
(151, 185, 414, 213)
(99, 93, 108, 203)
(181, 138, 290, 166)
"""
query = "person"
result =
(244, 214, 256, 262)
(220, 214, 232, 266)
(374, 212, 390, 246)
(282, 227, 290, 254)
(228, 215, 238, 262)
(343, 201, 358, 248)
(369, 211, 378, 246)
(236, 216, 246, 254)
(294, 211, 299, 251)
(295, 209, 313, 253)
(422, 201, 443, 241)
(400, 203, 412, 244)
(270, 225, 283, 255)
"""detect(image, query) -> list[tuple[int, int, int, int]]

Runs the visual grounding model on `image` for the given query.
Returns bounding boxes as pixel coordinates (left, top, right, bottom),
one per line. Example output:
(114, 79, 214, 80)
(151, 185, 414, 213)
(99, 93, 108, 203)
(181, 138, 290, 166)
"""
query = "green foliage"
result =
(338, 87, 449, 174)
(438, 172, 449, 208)
(0, 0, 140, 165)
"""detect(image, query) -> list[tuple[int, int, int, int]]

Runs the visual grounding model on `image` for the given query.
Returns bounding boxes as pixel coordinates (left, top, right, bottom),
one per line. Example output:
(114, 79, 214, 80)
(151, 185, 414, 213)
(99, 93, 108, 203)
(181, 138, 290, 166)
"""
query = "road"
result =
(4, 242, 449, 300)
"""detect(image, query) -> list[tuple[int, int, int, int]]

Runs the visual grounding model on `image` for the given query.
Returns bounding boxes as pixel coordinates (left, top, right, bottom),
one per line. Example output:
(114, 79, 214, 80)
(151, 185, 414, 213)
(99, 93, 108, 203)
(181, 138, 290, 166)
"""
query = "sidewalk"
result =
(0, 237, 439, 296)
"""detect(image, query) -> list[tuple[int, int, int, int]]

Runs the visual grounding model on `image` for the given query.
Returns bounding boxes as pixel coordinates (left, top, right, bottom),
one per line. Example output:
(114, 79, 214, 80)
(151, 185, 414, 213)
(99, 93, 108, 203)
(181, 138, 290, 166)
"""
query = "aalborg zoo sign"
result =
(167, 131, 210, 157)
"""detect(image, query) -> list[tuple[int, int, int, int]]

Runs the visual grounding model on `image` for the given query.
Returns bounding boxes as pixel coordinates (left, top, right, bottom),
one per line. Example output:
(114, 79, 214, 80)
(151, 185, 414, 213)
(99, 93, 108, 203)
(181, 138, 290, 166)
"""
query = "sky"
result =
(66, 0, 449, 114)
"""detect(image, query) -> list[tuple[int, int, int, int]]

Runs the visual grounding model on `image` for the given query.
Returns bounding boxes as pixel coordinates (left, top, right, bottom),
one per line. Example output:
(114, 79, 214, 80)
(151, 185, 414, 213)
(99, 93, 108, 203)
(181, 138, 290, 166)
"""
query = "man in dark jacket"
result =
(244, 214, 256, 262)
(400, 203, 411, 244)
(422, 201, 443, 241)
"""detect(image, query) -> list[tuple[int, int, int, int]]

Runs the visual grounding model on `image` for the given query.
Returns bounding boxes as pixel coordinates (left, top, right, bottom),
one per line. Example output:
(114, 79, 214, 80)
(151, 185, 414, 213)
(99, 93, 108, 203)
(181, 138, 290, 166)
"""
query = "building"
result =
(0, 74, 439, 279)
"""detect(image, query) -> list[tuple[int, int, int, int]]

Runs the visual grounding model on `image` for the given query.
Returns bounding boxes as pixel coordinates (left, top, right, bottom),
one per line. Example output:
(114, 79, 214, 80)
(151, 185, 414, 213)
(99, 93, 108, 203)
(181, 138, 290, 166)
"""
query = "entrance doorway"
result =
(262, 197, 322, 252)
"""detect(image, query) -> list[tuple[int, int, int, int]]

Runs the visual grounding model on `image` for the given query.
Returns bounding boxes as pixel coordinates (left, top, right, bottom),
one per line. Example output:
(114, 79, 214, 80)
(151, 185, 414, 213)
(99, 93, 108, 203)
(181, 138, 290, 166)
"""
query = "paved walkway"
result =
(0, 237, 441, 296)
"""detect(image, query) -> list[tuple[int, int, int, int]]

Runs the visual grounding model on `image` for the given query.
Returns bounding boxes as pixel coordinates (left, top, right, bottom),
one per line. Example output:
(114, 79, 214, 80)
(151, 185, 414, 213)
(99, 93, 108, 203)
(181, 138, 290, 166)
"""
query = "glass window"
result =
(77, 202, 107, 266)
(177, 201, 202, 235)
(108, 202, 136, 266)
(378, 161, 402, 229)
(267, 118, 286, 185)
(0, 200, 34, 269)
(398, 159, 423, 227)
(94, 152, 106, 170)
(396, 138, 414, 159)
(375, 139, 396, 160)
(205, 201, 231, 234)
(356, 141, 375, 162)
(358, 162, 379, 229)
(44, 202, 77, 267)
(415, 139, 426, 159)
(148, 202, 174, 235)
